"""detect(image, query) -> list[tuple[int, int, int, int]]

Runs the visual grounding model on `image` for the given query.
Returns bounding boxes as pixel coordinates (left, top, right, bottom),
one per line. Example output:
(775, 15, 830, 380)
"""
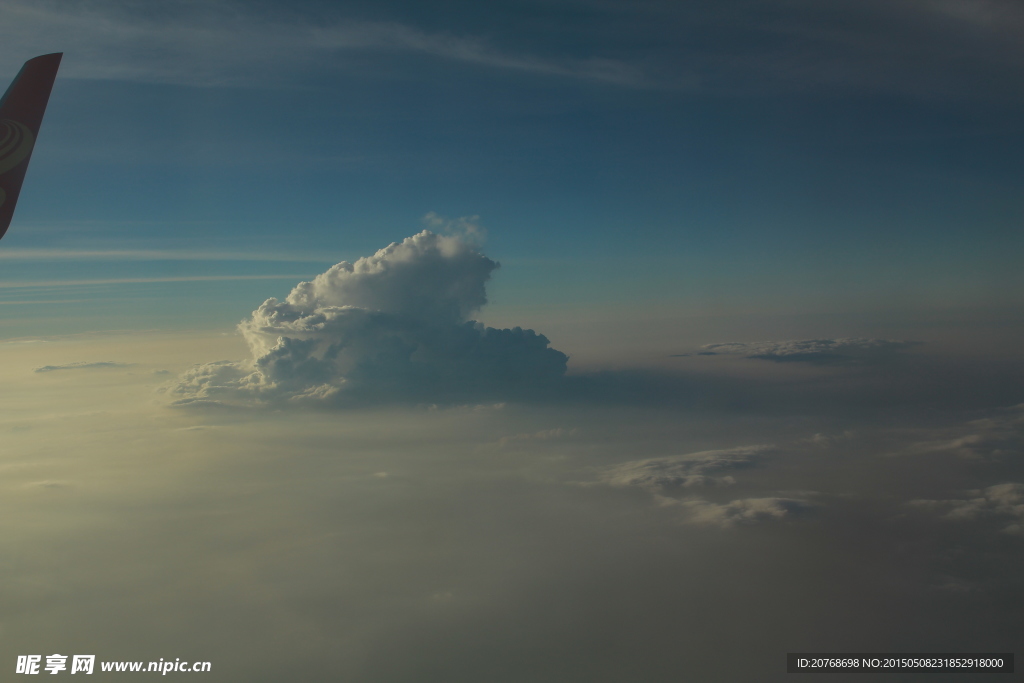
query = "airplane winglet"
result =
(0, 53, 62, 241)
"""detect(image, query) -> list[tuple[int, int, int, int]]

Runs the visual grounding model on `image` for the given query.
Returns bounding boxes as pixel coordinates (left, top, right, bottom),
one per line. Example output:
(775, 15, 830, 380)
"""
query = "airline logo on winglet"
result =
(0, 119, 35, 176)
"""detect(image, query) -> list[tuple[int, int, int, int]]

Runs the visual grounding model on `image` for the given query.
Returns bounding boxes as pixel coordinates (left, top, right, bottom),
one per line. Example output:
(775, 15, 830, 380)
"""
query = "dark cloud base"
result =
(173, 345, 1024, 418)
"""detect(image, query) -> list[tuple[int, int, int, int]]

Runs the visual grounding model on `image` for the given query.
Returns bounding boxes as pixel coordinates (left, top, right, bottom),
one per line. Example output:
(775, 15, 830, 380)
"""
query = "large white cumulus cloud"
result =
(172, 231, 568, 406)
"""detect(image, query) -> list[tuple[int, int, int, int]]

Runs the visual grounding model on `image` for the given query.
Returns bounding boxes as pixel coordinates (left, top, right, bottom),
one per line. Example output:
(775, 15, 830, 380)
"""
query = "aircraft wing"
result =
(0, 53, 62, 241)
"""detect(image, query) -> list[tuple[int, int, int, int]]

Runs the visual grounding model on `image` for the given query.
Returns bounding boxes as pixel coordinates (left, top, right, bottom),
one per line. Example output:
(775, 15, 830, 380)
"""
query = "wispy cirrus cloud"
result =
(4, 0, 1022, 98)
(0, 299, 91, 305)
(0, 249, 331, 262)
(0, 274, 313, 289)
(0, 0, 647, 87)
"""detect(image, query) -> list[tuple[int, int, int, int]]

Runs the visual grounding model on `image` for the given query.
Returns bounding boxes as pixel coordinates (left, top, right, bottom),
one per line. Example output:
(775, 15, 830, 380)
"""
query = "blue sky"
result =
(1, 0, 1022, 345)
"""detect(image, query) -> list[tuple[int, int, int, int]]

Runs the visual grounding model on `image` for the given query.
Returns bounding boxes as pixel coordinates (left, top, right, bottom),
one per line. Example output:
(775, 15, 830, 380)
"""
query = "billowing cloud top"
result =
(172, 231, 568, 406)
(282, 231, 497, 328)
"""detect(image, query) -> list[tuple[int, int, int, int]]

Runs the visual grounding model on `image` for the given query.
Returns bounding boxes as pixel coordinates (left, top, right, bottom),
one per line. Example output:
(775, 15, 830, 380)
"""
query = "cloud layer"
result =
(172, 231, 567, 406)
(9, 330, 1024, 681)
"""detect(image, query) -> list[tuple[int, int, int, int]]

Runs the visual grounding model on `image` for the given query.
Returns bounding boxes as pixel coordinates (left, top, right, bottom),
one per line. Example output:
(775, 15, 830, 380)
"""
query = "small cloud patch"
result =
(901, 404, 1024, 459)
(24, 480, 72, 489)
(669, 496, 812, 527)
(498, 427, 578, 447)
(599, 445, 771, 491)
(909, 483, 1024, 535)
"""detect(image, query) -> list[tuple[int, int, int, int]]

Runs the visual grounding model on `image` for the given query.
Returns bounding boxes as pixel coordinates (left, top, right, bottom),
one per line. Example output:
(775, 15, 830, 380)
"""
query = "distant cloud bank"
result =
(697, 338, 922, 364)
(35, 361, 133, 373)
(172, 231, 567, 407)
